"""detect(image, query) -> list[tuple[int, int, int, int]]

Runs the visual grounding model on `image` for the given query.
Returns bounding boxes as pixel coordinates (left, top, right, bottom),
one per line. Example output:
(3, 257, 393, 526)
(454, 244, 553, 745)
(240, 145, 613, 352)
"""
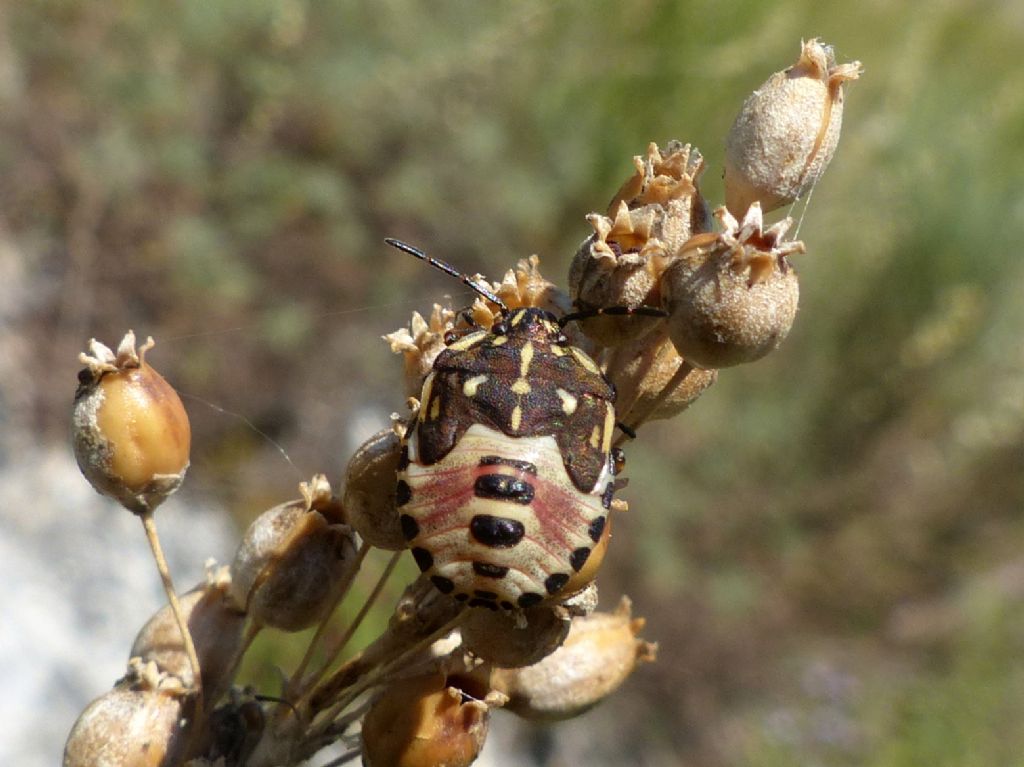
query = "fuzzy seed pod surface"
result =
(663, 205, 803, 369)
(63, 680, 188, 767)
(229, 475, 358, 631)
(491, 597, 656, 721)
(130, 573, 245, 703)
(343, 426, 406, 550)
(72, 332, 190, 514)
(724, 38, 862, 217)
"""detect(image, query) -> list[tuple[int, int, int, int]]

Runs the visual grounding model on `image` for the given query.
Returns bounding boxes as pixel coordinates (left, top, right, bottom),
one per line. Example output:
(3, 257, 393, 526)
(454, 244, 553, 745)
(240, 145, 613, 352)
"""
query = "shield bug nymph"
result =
(385, 238, 631, 611)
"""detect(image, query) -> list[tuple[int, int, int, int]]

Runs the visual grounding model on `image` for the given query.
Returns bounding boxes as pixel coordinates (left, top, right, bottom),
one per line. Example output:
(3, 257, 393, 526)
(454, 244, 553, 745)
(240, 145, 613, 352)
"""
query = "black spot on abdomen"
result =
(470, 514, 525, 548)
(474, 473, 535, 504)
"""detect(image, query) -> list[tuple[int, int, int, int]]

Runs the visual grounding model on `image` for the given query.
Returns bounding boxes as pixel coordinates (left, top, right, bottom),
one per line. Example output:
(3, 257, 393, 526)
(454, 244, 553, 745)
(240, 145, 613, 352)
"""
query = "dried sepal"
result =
(72, 330, 191, 514)
(361, 670, 499, 767)
(130, 567, 246, 705)
(343, 426, 406, 550)
(490, 596, 656, 721)
(385, 304, 459, 398)
(663, 203, 803, 369)
(724, 38, 862, 217)
(228, 474, 358, 631)
(568, 142, 710, 347)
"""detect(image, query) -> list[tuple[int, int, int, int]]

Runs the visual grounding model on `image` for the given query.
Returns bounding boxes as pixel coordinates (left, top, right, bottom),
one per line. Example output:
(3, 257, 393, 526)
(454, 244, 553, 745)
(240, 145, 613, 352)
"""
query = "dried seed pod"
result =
(490, 596, 656, 721)
(72, 331, 191, 514)
(64, 661, 190, 767)
(724, 38, 862, 217)
(461, 604, 571, 668)
(130, 567, 245, 704)
(568, 142, 710, 347)
(229, 474, 358, 631)
(663, 204, 803, 369)
(361, 671, 499, 767)
(607, 327, 718, 426)
(343, 425, 406, 550)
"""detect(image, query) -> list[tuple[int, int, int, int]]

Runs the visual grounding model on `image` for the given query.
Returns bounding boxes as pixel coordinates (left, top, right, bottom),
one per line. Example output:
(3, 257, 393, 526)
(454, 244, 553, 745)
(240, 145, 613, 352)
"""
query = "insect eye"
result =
(492, 318, 509, 335)
(443, 330, 460, 344)
(556, 332, 570, 346)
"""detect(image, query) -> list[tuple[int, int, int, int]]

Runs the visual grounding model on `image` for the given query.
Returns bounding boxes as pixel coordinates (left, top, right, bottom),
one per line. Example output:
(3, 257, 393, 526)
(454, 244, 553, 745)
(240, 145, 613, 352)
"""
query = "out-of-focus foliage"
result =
(4, 0, 1024, 764)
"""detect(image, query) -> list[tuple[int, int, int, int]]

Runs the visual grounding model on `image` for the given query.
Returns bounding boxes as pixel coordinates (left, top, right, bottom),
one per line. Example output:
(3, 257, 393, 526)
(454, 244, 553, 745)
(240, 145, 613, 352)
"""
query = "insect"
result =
(386, 238, 638, 611)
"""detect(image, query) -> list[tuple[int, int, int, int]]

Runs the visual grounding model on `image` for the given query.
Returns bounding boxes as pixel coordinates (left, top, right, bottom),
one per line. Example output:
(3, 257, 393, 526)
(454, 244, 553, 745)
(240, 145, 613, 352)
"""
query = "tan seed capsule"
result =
(130, 569, 246, 705)
(72, 331, 191, 514)
(385, 304, 459, 398)
(229, 474, 358, 631)
(663, 204, 803, 369)
(461, 604, 571, 668)
(490, 596, 656, 721)
(361, 672, 497, 767)
(64, 662, 190, 767)
(343, 426, 406, 550)
(724, 38, 862, 217)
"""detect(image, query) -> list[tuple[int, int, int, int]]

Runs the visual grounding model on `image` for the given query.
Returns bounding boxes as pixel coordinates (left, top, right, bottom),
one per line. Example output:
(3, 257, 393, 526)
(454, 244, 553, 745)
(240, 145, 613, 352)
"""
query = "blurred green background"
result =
(4, 0, 1023, 764)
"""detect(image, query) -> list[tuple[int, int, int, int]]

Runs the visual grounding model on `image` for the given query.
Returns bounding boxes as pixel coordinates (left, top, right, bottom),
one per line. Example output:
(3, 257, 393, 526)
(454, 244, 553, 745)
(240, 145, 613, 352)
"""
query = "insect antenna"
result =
(384, 238, 508, 315)
(558, 304, 668, 327)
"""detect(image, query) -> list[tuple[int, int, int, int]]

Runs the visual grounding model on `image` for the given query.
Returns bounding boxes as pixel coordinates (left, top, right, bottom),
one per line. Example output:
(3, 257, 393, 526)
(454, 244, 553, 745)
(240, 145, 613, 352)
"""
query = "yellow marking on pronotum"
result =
(570, 347, 601, 375)
(446, 330, 487, 352)
(510, 405, 523, 432)
(463, 375, 488, 397)
(589, 424, 601, 449)
(556, 388, 578, 415)
(519, 341, 535, 377)
(489, 336, 508, 346)
(601, 403, 615, 453)
(550, 345, 567, 357)
(429, 395, 441, 420)
(511, 379, 531, 395)
(510, 309, 526, 326)
(419, 373, 435, 412)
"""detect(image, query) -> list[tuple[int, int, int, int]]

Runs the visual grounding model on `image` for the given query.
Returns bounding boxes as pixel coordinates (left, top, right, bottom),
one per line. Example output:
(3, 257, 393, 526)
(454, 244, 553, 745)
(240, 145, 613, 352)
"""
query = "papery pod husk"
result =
(568, 142, 711, 348)
(384, 304, 458, 399)
(663, 205, 803, 369)
(490, 596, 656, 721)
(461, 603, 571, 668)
(606, 326, 718, 426)
(228, 474, 358, 631)
(343, 425, 406, 550)
(64, 662, 191, 767)
(724, 38, 862, 217)
(72, 330, 191, 514)
(361, 671, 498, 767)
(130, 570, 245, 705)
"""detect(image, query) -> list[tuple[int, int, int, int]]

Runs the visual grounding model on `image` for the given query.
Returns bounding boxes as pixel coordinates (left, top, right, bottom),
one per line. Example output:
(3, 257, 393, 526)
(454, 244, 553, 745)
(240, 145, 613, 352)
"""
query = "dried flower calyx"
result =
(662, 203, 804, 369)
(72, 330, 191, 514)
(569, 142, 711, 347)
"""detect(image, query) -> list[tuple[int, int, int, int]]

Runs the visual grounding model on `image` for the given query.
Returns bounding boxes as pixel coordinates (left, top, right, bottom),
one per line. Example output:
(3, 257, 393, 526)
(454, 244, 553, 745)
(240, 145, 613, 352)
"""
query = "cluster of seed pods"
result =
(64, 38, 859, 767)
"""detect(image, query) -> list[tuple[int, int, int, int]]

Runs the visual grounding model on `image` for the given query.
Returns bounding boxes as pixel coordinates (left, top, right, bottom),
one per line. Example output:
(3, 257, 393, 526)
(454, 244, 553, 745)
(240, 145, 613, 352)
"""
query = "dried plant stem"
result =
(311, 609, 468, 736)
(614, 359, 697, 448)
(139, 510, 204, 721)
(318, 550, 403, 675)
(288, 542, 371, 695)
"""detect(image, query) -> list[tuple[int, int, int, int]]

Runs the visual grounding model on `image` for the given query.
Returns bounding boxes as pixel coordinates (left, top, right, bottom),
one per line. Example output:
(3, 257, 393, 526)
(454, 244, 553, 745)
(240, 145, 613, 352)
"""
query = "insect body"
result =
(388, 240, 620, 610)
